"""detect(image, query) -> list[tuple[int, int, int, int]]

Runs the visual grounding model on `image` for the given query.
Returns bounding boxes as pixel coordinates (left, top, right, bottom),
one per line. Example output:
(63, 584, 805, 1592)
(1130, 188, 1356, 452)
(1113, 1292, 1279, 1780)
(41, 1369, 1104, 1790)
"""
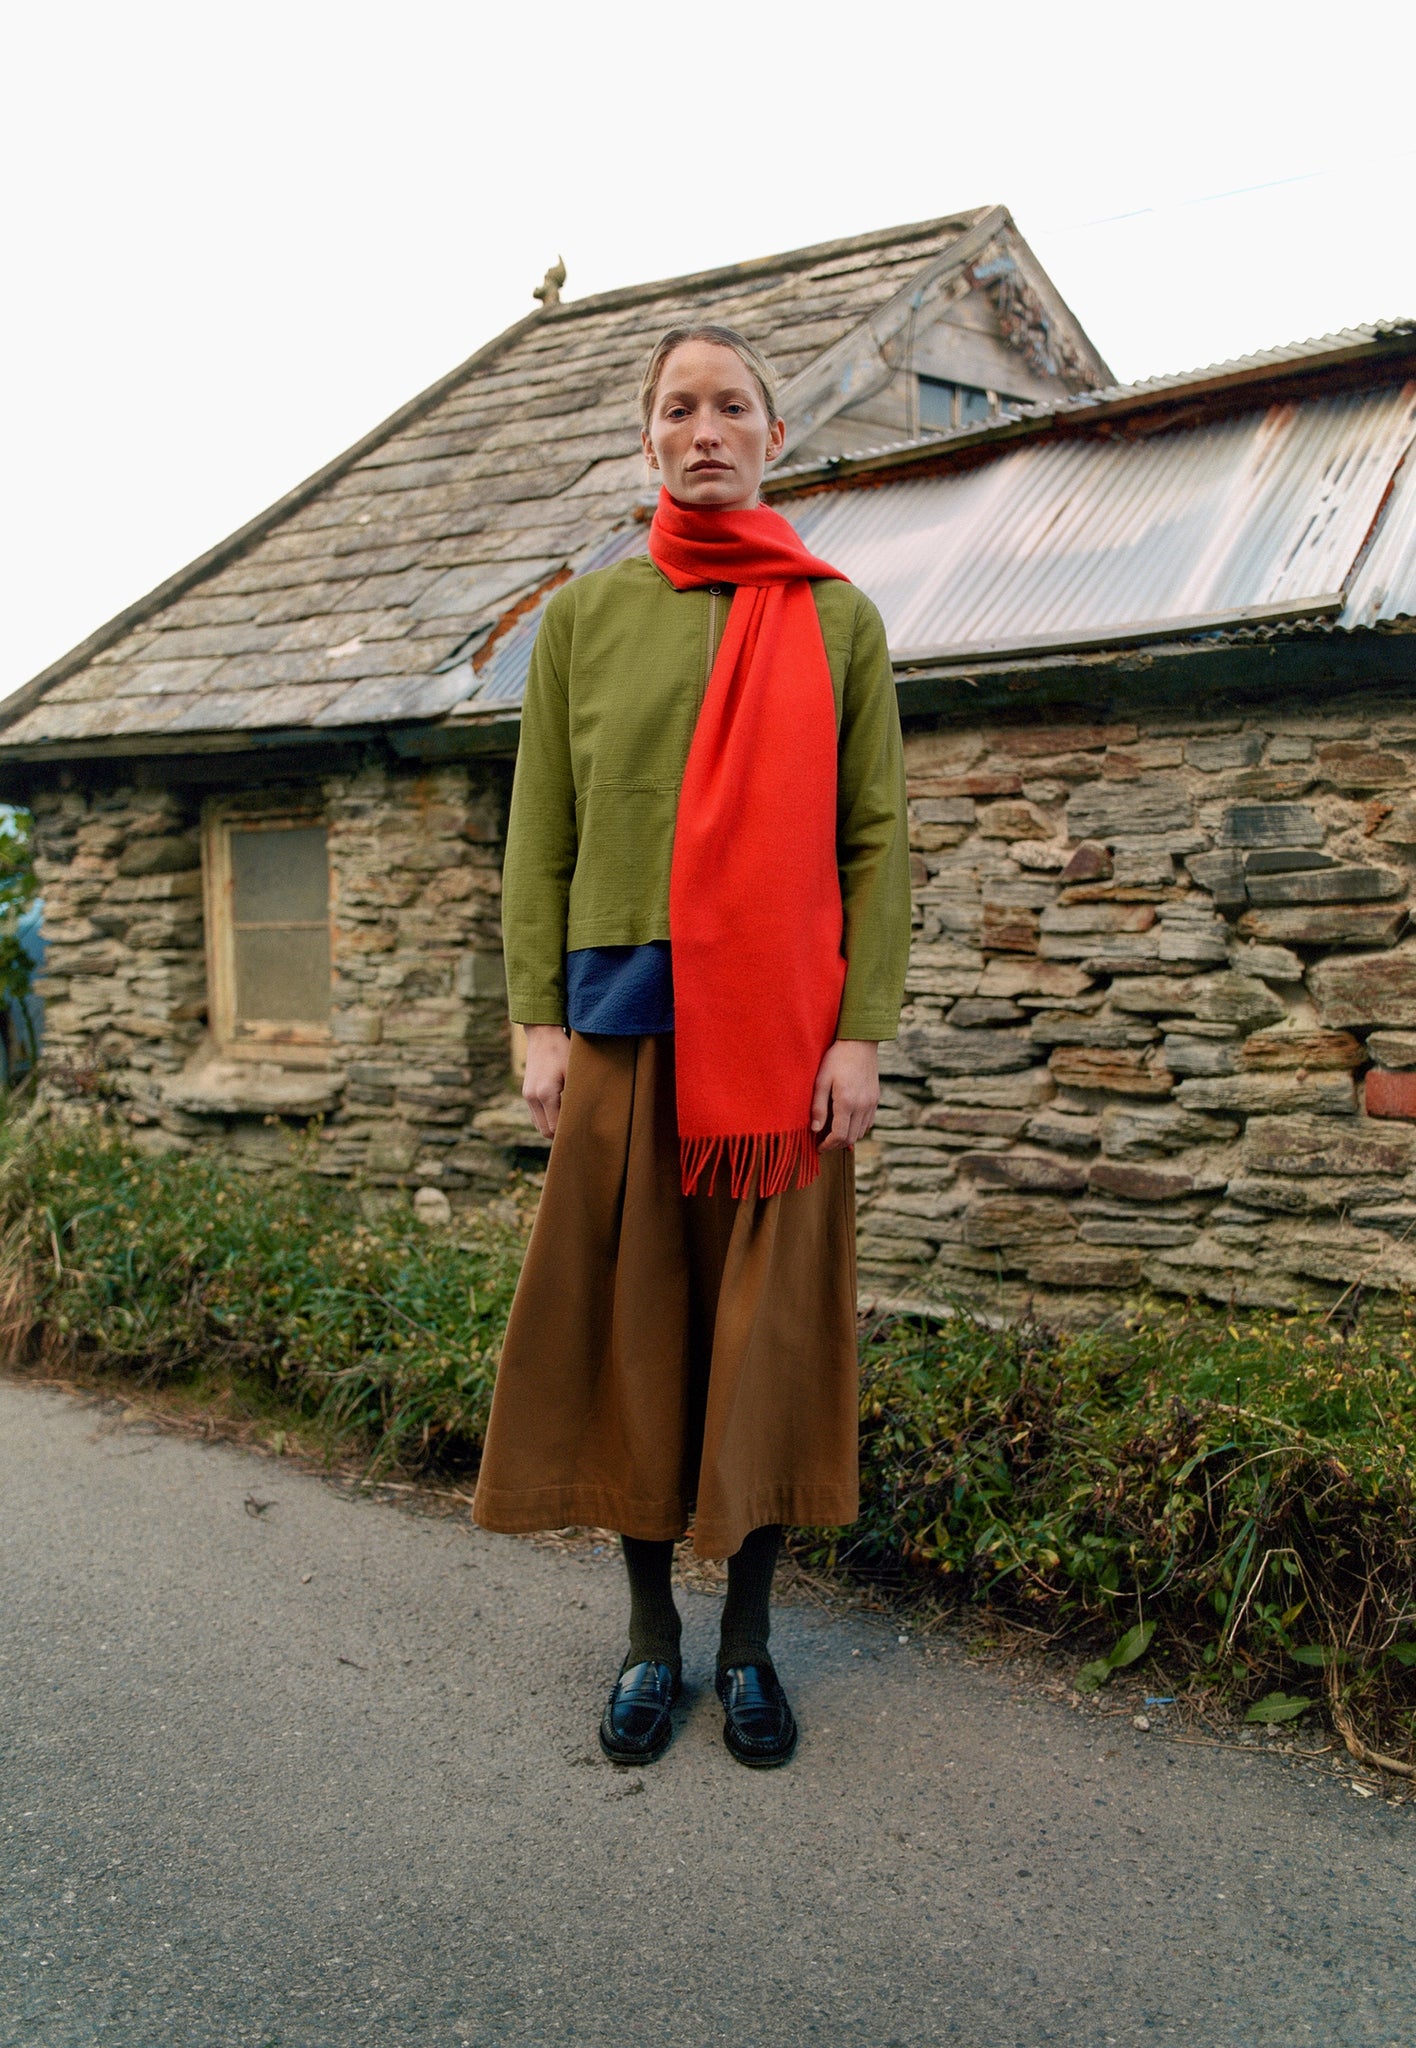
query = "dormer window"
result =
(918, 375, 1012, 433)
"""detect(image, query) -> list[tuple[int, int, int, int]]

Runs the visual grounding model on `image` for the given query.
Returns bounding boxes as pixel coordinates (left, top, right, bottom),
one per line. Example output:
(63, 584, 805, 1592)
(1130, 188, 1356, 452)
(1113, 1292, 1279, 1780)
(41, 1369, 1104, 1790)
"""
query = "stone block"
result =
(331, 1005, 383, 1046)
(910, 773, 1022, 798)
(1041, 931, 1161, 966)
(1244, 849, 1336, 875)
(913, 797, 976, 824)
(1011, 840, 1068, 872)
(1028, 1014, 1156, 1049)
(962, 1194, 1078, 1248)
(1102, 742, 1186, 779)
(957, 1151, 1088, 1194)
(1048, 1047, 1173, 1095)
(1060, 842, 1112, 883)
(1372, 798, 1416, 845)
(1268, 735, 1314, 762)
(1080, 1218, 1199, 1248)
(1366, 1030, 1416, 1068)
(1217, 803, 1322, 848)
(1187, 974, 1287, 1029)
(1100, 1104, 1240, 1158)
(928, 1070, 1057, 1109)
(1315, 742, 1410, 789)
(1025, 1245, 1144, 1288)
(1162, 1035, 1236, 1078)
(1025, 1109, 1100, 1152)
(1245, 865, 1404, 907)
(1040, 903, 1156, 935)
(1186, 850, 1247, 909)
(1227, 941, 1304, 982)
(1242, 904, 1407, 949)
(1225, 1173, 1404, 1213)
(1365, 1070, 1416, 1121)
(946, 998, 1025, 1028)
(995, 724, 1135, 758)
(919, 1106, 1031, 1138)
(1187, 733, 1264, 771)
(1309, 945, 1416, 1026)
(1238, 1029, 1364, 1071)
(977, 800, 1051, 840)
(1108, 975, 1213, 1015)
(1175, 1074, 1356, 1116)
(1066, 777, 1191, 844)
(1241, 1113, 1416, 1178)
(116, 833, 200, 877)
(1157, 922, 1229, 968)
(980, 906, 1040, 953)
(898, 1025, 1036, 1075)
(1088, 1160, 1195, 1202)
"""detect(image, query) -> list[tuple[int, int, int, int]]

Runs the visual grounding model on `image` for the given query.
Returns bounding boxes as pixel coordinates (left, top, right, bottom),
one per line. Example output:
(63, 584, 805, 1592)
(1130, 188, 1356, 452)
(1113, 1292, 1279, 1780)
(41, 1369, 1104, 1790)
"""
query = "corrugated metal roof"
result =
(452, 375, 1416, 708)
(787, 382, 1416, 661)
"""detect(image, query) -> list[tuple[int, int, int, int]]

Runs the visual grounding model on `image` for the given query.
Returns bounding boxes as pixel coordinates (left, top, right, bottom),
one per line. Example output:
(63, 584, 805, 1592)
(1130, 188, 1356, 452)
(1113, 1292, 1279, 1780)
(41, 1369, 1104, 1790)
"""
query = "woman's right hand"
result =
(522, 1023, 571, 1139)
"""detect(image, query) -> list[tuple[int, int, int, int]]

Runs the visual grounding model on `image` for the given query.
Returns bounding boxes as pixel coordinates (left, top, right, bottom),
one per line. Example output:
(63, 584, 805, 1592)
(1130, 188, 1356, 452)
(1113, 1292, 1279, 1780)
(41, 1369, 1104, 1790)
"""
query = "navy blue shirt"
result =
(565, 942, 674, 1035)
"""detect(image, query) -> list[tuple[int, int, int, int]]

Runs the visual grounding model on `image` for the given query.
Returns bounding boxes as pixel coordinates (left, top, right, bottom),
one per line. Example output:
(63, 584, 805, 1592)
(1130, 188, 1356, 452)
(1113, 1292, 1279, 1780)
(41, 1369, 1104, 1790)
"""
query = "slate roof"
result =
(3, 204, 1103, 758)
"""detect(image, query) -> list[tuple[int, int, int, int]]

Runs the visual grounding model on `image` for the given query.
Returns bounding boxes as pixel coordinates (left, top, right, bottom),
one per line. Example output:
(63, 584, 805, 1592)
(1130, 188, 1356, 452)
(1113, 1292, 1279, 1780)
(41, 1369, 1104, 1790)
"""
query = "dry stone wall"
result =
(858, 699, 1416, 1323)
(31, 760, 515, 1193)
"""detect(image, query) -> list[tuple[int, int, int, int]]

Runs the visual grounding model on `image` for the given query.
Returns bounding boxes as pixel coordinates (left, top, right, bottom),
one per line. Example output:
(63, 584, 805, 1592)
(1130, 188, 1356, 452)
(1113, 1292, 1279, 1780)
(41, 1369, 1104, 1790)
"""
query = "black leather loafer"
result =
(715, 1663, 798, 1768)
(598, 1659, 680, 1765)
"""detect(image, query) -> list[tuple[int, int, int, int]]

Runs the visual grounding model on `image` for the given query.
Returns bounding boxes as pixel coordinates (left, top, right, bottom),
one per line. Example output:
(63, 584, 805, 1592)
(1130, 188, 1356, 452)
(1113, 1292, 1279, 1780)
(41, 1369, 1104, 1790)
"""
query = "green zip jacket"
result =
(501, 554, 912, 1041)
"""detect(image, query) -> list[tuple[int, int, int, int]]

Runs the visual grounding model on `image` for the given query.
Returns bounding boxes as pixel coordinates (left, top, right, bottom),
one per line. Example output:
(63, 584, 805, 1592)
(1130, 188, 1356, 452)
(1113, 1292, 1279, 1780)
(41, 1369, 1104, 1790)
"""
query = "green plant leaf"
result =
(1244, 1692, 1311, 1724)
(1384, 1642, 1416, 1668)
(1288, 1645, 1329, 1667)
(1075, 1657, 1114, 1693)
(1109, 1621, 1156, 1670)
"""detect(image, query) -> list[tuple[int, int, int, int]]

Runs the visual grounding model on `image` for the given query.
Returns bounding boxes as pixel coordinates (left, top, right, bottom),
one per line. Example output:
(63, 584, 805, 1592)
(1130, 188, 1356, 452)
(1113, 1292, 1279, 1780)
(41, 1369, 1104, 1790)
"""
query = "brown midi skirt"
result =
(472, 1030, 861, 1558)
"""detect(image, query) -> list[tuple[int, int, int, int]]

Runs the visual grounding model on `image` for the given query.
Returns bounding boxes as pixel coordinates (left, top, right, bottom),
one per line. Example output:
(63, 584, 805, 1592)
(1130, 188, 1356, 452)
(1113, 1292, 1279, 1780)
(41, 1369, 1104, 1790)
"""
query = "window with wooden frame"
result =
(202, 807, 332, 1059)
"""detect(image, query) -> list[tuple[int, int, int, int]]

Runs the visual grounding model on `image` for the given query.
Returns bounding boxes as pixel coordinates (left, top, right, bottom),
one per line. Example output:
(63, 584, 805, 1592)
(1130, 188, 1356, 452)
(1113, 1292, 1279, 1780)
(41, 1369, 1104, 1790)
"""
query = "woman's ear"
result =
(763, 415, 787, 465)
(641, 426, 659, 471)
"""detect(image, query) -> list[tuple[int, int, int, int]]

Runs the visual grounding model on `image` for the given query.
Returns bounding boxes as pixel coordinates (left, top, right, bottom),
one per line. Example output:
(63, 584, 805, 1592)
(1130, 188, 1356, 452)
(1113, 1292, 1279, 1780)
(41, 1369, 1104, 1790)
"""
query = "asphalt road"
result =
(2, 1376, 1413, 2048)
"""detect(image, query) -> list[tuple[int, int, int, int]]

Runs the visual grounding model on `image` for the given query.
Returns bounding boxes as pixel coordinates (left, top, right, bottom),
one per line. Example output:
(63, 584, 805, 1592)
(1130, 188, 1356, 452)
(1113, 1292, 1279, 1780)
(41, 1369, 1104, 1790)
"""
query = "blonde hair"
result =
(637, 323, 781, 432)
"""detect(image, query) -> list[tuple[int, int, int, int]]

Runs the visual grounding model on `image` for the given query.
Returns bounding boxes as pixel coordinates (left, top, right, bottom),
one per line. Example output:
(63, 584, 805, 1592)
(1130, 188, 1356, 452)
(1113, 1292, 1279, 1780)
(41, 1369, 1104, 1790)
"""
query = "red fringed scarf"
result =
(650, 487, 848, 1201)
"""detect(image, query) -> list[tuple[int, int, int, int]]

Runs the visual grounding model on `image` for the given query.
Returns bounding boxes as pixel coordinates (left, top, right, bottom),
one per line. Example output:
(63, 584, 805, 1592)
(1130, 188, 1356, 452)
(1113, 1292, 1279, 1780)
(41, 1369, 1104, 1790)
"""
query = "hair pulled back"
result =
(637, 323, 782, 432)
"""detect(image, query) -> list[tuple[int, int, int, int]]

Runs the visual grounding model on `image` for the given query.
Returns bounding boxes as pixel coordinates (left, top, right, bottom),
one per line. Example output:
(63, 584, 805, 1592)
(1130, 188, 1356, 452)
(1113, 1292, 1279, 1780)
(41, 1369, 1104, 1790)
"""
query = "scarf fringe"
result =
(679, 1126, 821, 1201)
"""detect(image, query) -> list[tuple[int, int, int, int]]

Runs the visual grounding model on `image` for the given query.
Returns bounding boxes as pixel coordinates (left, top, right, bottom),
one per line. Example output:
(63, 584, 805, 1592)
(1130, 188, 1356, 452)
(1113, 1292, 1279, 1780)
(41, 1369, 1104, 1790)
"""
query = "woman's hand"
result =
(522, 1024, 571, 1139)
(810, 1038, 880, 1152)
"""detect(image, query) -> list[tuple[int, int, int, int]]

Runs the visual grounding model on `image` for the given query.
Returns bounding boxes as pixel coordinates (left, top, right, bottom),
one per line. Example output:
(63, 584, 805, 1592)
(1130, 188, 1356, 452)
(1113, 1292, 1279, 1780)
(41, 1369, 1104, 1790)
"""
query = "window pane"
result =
(231, 826, 329, 925)
(234, 927, 331, 1025)
(918, 376, 956, 430)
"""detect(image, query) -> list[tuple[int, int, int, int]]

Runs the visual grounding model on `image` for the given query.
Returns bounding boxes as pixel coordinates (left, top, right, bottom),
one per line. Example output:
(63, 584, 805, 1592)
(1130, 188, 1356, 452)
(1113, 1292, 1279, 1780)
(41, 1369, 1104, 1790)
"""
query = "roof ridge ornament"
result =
(533, 256, 566, 309)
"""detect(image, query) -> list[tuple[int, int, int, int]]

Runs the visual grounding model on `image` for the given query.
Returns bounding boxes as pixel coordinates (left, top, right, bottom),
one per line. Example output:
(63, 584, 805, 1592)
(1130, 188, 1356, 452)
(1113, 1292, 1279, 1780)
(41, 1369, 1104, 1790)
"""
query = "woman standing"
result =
(473, 323, 911, 1769)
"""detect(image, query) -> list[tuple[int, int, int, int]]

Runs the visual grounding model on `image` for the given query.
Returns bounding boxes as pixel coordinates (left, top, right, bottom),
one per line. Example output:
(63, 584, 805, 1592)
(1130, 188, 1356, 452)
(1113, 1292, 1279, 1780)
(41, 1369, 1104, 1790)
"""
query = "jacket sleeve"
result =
(835, 591, 912, 1041)
(501, 591, 577, 1026)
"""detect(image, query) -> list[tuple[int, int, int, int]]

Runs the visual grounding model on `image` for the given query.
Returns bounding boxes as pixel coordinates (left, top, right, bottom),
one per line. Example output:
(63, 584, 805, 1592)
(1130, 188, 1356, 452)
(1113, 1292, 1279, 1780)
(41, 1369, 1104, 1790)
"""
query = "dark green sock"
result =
(718, 1524, 782, 1672)
(620, 1535, 682, 1677)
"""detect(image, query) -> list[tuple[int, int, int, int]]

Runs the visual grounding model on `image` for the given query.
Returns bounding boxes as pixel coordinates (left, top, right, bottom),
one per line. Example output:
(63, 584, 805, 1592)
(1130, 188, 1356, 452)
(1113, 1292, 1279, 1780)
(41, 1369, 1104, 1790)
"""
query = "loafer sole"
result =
(598, 1715, 674, 1766)
(722, 1710, 798, 1769)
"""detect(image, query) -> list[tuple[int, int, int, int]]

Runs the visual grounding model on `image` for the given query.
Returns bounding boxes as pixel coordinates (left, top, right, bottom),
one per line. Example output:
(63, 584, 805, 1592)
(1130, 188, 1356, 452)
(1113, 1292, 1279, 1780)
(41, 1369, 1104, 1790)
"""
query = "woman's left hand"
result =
(811, 1038, 880, 1151)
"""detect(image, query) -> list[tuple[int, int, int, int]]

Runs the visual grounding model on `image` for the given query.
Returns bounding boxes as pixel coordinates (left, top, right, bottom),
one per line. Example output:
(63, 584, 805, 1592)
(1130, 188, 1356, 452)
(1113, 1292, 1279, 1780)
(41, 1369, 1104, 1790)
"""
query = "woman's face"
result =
(641, 341, 786, 510)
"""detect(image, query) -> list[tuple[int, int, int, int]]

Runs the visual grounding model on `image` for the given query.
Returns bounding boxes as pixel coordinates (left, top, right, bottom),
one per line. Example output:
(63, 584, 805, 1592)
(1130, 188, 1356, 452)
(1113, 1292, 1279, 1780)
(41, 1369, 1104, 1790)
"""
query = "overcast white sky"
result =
(4, 0, 1414, 692)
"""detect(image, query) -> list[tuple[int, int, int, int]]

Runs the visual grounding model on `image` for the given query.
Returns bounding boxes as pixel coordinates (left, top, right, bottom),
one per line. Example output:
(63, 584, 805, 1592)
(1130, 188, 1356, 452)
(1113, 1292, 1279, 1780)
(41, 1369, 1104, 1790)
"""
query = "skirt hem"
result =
(471, 1481, 859, 1561)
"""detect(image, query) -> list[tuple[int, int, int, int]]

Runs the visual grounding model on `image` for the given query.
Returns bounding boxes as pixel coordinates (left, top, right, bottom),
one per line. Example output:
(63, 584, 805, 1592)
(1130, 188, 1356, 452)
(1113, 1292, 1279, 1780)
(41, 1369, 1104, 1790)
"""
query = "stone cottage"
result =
(0, 205, 1106, 1194)
(5, 207, 1416, 1321)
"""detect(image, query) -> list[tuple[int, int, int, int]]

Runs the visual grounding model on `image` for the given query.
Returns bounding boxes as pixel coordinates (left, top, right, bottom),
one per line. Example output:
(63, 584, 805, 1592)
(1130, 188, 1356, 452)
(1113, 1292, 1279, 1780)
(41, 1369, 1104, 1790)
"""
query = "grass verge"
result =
(4, 1107, 1414, 1770)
